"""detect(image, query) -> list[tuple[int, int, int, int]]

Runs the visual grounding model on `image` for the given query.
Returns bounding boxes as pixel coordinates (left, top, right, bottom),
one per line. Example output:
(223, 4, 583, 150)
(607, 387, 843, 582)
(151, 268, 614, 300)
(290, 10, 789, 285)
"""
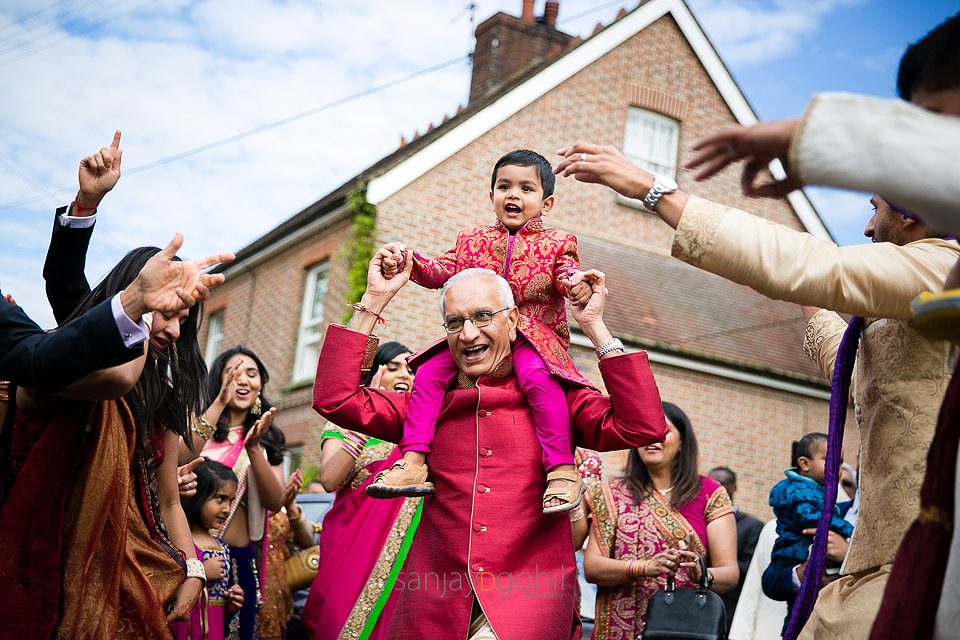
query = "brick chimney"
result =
(468, 1, 574, 104)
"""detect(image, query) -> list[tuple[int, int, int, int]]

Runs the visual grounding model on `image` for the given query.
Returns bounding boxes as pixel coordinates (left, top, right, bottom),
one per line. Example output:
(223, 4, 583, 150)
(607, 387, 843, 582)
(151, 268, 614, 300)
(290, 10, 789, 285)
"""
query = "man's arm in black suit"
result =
(43, 206, 95, 324)
(0, 296, 142, 394)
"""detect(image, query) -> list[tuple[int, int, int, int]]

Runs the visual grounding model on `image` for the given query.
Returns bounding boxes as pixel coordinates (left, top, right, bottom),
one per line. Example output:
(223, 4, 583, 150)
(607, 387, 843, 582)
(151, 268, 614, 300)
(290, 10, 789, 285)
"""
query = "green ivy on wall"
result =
(340, 186, 377, 323)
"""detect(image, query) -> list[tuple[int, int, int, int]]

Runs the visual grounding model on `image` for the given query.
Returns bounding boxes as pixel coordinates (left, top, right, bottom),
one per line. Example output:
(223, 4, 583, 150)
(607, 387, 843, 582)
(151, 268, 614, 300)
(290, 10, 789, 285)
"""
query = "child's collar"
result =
(494, 216, 545, 233)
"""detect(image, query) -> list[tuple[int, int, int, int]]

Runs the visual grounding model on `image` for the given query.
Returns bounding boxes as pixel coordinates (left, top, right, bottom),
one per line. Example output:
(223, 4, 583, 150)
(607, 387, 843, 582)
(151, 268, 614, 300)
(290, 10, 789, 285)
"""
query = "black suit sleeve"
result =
(0, 296, 141, 394)
(738, 517, 764, 576)
(43, 206, 95, 324)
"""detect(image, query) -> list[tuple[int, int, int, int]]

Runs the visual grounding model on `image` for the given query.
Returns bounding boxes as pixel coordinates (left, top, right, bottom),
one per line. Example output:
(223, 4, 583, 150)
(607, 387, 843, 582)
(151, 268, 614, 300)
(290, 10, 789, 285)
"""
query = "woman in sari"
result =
(584, 402, 739, 640)
(182, 346, 286, 639)
(0, 240, 219, 638)
(302, 341, 422, 640)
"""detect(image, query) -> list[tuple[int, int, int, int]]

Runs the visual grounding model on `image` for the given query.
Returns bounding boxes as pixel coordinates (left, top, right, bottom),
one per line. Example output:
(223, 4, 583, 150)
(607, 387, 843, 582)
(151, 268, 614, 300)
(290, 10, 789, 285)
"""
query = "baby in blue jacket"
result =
(764, 432, 854, 629)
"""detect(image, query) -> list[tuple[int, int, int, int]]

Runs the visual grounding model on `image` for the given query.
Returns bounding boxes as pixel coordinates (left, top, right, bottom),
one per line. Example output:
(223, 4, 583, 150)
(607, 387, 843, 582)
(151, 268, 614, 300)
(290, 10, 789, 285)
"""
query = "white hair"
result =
(439, 268, 515, 319)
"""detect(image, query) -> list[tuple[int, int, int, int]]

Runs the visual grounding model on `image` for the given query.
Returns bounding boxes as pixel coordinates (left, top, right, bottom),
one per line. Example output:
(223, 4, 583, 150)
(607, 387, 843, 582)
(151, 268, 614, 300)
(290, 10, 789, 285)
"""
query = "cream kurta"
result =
(672, 195, 958, 637)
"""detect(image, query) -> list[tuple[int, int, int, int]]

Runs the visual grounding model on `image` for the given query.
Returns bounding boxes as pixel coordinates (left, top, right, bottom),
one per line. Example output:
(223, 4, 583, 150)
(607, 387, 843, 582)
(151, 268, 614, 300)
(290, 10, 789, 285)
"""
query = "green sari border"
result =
(321, 429, 385, 447)
(356, 498, 424, 640)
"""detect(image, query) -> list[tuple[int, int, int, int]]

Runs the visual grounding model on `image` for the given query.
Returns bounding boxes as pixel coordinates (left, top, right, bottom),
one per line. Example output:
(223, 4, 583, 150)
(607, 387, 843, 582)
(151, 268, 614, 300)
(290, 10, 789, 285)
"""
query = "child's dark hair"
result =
(491, 149, 556, 198)
(181, 459, 238, 528)
(897, 12, 960, 100)
(791, 432, 828, 468)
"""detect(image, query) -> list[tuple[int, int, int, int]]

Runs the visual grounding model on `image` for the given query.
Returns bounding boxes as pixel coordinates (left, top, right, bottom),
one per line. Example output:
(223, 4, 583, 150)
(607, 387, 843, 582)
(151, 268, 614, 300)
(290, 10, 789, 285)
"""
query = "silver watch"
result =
(642, 175, 678, 211)
(596, 337, 624, 358)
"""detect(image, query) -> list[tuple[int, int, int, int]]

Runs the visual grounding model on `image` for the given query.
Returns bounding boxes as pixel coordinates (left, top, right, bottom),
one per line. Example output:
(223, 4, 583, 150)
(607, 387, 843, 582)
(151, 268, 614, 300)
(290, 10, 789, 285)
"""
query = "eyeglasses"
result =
(442, 307, 511, 334)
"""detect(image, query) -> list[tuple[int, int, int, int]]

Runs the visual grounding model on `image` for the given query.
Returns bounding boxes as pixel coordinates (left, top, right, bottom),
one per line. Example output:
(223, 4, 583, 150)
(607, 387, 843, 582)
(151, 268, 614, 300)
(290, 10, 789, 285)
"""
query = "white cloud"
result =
(689, 0, 866, 65)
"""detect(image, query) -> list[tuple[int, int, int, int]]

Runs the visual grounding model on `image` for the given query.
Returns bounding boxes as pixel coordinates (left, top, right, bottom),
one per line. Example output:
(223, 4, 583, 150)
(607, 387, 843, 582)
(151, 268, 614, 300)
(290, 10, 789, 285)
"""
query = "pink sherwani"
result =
(313, 325, 668, 640)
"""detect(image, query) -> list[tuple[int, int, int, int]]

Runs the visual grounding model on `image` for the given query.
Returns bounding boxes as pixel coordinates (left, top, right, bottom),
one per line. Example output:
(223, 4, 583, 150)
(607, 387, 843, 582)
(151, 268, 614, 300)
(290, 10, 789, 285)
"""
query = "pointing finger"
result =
(110, 129, 122, 151)
(180, 457, 205, 474)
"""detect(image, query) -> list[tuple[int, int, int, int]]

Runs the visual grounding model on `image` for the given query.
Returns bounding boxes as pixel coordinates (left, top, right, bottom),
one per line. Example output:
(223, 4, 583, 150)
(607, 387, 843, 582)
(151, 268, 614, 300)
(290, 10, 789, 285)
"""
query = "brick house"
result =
(202, 0, 846, 517)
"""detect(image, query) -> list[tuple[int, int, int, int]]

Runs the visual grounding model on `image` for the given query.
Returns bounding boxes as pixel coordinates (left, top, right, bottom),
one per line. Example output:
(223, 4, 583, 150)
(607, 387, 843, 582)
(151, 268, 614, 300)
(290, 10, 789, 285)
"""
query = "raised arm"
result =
(44, 130, 124, 322)
(565, 270, 668, 451)
(410, 233, 462, 289)
(312, 245, 415, 442)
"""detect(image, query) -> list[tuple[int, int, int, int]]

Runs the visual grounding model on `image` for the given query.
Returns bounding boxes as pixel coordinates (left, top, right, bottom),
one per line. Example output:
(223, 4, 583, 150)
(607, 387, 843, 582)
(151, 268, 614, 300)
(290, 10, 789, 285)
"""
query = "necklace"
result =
(657, 486, 675, 495)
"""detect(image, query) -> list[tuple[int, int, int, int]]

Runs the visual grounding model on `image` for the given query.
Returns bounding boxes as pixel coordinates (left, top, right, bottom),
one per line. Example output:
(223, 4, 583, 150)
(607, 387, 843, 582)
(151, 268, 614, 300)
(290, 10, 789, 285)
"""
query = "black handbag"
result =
(642, 553, 726, 640)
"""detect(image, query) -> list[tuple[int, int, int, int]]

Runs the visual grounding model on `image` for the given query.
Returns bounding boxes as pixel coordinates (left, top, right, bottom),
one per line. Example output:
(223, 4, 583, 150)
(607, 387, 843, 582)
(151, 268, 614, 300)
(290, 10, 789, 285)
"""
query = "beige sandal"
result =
(366, 460, 435, 499)
(542, 468, 585, 514)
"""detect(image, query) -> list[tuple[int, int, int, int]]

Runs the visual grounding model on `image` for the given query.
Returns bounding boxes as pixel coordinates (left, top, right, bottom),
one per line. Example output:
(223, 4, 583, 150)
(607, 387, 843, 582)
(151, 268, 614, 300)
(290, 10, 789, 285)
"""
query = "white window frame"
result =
(624, 107, 680, 177)
(204, 311, 224, 366)
(292, 262, 330, 382)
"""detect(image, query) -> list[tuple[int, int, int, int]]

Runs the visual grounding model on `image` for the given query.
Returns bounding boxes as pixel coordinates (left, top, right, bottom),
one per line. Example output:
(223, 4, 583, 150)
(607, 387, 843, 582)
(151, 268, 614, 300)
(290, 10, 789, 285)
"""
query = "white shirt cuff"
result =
(110, 292, 149, 348)
(59, 204, 97, 228)
(792, 565, 802, 589)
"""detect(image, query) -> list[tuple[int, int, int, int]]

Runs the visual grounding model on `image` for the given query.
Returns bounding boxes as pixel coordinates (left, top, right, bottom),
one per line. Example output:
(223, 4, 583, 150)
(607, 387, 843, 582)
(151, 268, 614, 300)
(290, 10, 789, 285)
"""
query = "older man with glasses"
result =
(310, 247, 669, 640)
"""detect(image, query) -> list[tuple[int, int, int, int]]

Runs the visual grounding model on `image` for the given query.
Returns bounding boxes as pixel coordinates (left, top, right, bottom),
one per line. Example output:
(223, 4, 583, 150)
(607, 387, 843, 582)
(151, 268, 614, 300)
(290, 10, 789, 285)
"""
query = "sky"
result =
(1, 0, 957, 327)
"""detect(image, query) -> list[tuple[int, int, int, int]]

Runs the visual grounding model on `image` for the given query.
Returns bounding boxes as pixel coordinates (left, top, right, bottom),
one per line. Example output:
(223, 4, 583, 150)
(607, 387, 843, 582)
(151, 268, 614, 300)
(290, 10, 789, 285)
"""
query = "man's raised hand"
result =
(684, 118, 801, 197)
(366, 242, 412, 301)
(77, 130, 123, 210)
(121, 233, 235, 320)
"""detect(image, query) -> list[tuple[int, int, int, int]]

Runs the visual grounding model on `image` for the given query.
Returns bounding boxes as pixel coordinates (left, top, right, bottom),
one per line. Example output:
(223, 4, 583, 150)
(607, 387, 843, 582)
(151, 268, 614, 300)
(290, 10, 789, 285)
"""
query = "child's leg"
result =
(513, 339, 575, 471)
(368, 350, 457, 499)
(398, 348, 458, 459)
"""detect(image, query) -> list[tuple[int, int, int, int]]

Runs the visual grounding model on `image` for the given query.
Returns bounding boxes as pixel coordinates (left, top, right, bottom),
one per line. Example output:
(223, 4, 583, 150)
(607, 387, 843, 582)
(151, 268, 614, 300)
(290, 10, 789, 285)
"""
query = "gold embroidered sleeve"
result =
(705, 485, 734, 523)
(671, 195, 725, 267)
(802, 309, 847, 379)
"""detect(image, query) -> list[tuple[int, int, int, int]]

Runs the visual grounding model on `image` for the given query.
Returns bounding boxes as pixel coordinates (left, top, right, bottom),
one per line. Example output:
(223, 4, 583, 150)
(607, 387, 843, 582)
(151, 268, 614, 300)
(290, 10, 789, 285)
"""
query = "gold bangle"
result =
(192, 416, 215, 439)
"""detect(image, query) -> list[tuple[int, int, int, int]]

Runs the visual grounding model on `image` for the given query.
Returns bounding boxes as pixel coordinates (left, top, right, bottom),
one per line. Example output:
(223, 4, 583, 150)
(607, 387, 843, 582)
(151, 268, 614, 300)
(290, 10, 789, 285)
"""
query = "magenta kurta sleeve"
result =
(567, 350, 668, 451)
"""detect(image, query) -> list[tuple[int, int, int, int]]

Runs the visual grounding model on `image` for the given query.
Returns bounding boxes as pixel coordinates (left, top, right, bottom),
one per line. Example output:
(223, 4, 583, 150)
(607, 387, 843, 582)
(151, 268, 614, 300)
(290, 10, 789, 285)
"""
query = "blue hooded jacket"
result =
(769, 469, 854, 566)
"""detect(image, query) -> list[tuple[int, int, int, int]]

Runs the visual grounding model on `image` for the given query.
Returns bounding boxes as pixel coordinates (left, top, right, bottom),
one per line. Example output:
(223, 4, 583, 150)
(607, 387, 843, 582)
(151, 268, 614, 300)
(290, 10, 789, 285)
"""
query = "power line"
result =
(0, 0, 157, 67)
(0, 0, 118, 47)
(0, 53, 469, 212)
(0, 0, 631, 211)
(0, 0, 74, 35)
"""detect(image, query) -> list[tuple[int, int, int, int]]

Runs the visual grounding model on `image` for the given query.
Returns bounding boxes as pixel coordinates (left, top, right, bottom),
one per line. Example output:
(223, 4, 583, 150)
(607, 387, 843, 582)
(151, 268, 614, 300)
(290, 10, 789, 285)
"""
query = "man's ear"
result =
(541, 195, 555, 215)
(508, 307, 520, 341)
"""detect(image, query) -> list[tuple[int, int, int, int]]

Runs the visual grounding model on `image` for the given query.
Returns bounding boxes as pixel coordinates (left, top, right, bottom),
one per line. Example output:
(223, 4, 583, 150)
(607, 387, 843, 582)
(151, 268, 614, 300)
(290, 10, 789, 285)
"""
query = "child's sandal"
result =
(542, 468, 585, 514)
(366, 460, 435, 499)
(911, 289, 960, 341)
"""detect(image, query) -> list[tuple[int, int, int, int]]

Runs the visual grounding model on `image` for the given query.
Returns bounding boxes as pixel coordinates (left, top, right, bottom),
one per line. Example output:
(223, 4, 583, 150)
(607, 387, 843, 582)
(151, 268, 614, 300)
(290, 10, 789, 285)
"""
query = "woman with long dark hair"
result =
(182, 345, 285, 639)
(584, 402, 739, 639)
(302, 341, 423, 640)
(1, 238, 223, 638)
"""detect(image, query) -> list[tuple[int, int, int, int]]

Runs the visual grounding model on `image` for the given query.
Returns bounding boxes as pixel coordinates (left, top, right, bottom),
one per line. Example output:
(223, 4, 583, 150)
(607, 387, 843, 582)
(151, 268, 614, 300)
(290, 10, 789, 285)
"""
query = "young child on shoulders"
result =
(175, 459, 245, 640)
(368, 149, 603, 514)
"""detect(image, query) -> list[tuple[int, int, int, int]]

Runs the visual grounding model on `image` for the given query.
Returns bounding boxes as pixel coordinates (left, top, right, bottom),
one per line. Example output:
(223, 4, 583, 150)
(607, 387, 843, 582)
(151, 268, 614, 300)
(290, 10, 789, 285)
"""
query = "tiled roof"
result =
(577, 235, 826, 382)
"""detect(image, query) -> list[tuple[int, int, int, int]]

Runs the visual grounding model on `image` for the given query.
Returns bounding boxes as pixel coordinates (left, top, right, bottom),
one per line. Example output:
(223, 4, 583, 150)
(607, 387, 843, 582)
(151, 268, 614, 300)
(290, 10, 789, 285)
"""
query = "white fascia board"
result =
(570, 331, 831, 400)
(367, 0, 832, 241)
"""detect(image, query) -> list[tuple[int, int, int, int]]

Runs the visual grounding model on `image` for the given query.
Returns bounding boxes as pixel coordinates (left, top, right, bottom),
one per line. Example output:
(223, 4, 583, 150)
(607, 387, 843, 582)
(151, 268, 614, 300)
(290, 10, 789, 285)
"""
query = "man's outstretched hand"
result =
(77, 129, 123, 210)
(120, 233, 235, 321)
(685, 119, 802, 198)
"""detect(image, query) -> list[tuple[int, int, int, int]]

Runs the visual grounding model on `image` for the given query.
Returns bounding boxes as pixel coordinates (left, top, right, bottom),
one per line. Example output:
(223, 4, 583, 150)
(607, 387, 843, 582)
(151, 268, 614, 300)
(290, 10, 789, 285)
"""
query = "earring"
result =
(251, 395, 262, 417)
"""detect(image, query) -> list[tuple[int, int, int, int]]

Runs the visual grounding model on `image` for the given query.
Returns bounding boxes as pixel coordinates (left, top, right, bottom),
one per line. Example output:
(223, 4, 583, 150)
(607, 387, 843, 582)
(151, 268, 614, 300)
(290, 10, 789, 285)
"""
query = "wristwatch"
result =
(642, 175, 679, 211)
(704, 569, 715, 589)
(596, 337, 624, 358)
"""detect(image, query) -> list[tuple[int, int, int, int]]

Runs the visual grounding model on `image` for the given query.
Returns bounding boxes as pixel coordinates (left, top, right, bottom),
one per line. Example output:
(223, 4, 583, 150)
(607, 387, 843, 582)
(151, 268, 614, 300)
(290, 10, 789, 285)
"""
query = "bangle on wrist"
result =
(595, 337, 624, 358)
(185, 557, 207, 584)
(192, 416, 215, 439)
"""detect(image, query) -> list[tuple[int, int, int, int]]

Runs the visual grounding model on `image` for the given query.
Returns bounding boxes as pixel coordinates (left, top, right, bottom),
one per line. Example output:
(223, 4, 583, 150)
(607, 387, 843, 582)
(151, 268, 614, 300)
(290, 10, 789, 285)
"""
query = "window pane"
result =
(624, 107, 679, 178)
(294, 263, 329, 380)
(204, 312, 224, 366)
(309, 269, 329, 322)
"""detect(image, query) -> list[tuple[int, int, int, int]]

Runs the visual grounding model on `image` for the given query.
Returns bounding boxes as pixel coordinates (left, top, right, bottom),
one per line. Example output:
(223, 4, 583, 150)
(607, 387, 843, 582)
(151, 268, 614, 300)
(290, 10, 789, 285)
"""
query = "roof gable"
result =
(367, 0, 831, 240)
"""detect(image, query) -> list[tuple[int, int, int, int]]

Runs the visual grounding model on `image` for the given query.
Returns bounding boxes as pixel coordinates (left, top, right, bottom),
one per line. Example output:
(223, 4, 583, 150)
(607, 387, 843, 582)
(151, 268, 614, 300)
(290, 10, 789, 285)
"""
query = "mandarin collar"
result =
(493, 216, 545, 234)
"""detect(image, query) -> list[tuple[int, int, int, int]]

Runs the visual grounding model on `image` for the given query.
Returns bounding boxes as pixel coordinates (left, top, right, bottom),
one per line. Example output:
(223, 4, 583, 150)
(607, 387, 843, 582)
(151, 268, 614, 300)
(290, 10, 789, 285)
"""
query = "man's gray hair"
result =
(439, 268, 515, 318)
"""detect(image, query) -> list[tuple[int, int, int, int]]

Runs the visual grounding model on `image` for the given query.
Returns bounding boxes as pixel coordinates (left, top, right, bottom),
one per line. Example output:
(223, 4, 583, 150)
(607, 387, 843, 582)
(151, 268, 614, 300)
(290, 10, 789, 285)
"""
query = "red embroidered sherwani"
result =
(411, 217, 590, 387)
(313, 324, 668, 640)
